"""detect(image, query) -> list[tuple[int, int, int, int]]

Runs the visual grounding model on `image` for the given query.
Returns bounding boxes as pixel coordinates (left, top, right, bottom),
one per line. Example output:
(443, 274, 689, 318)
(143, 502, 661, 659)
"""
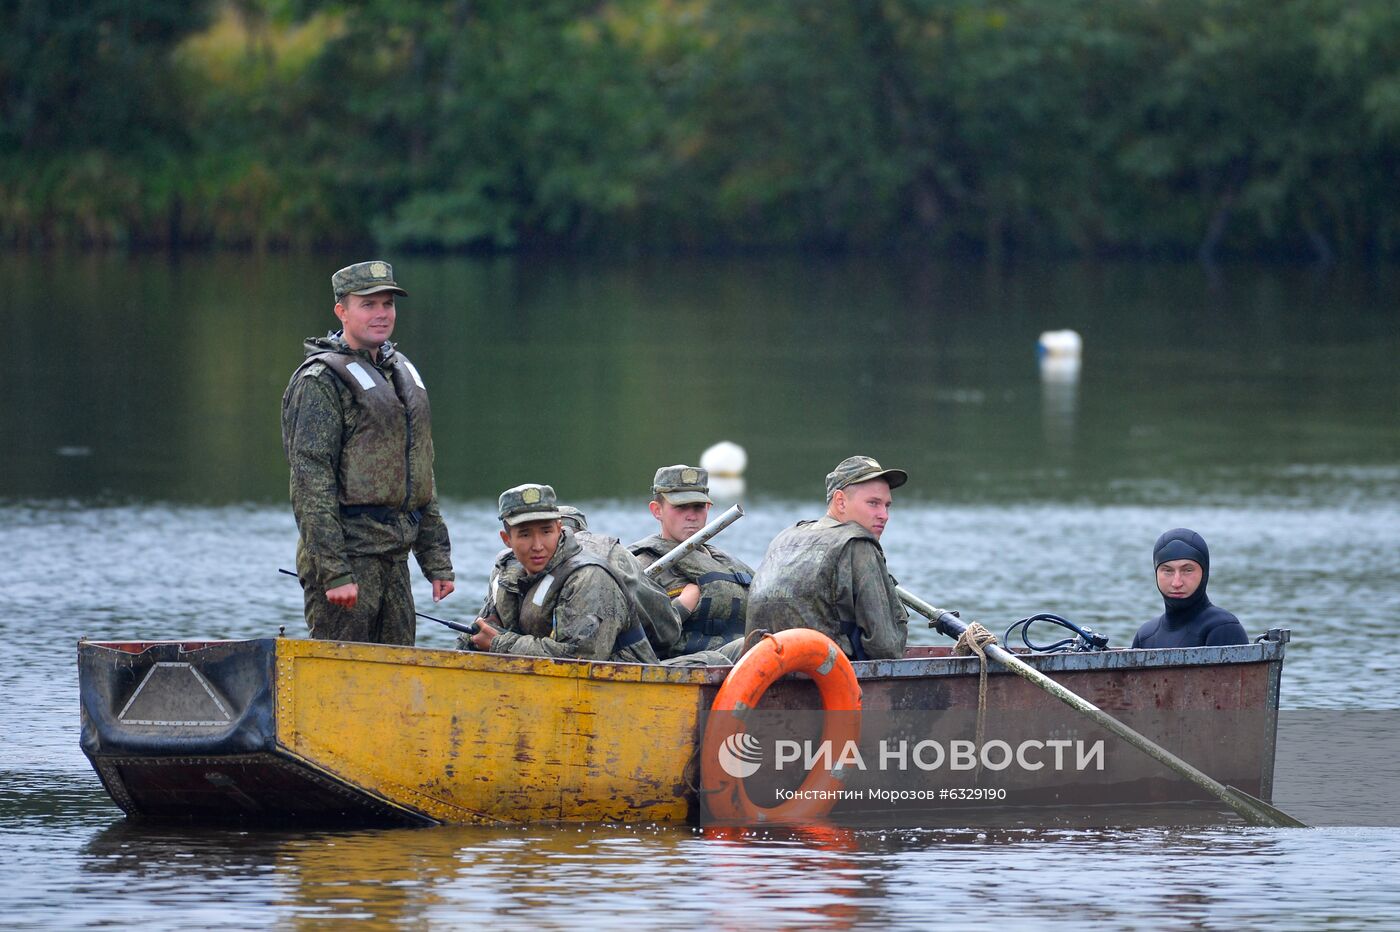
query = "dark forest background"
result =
(5, 0, 1400, 260)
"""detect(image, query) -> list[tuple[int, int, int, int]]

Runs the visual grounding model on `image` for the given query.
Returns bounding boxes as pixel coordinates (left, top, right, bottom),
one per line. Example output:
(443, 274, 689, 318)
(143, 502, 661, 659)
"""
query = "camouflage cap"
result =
(557, 505, 588, 532)
(651, 465, 712, 505)
(498, 483, 564, 526)
(825, 455, 908, 500)
(332, 260, 407, 301)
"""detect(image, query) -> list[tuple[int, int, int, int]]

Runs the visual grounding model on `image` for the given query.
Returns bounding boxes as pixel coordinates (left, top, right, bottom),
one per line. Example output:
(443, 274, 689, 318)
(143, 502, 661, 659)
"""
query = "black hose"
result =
(1003, 613, 1109, 653)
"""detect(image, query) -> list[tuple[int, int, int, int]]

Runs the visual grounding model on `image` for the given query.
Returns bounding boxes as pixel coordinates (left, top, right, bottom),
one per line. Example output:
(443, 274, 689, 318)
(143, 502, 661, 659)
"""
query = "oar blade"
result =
(1224, 784, 1309, 828)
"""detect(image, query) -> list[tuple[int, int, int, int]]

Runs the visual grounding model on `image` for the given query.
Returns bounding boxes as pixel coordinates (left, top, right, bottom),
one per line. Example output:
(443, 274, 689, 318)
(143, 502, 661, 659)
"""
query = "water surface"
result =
(3, 255, 1399, 927)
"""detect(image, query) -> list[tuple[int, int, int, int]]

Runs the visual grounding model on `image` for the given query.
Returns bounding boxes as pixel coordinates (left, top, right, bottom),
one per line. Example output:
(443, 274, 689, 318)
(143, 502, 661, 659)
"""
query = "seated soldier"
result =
(629, 465, 755, 655)
(746, 455, 910, 660)
(464, 484, 659, 663)
(557, 505, 688, 658)
(1132, 528, 1248, 649)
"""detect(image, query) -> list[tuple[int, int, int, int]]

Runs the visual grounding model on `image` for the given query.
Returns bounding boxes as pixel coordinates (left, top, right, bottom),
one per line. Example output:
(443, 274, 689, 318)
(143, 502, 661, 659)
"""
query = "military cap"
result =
(651, 465, 712, 505)
(825, 455, 908, 500)
(557, 505, 589, 532)
(332, 260, 407, 301)
(498, 483, 564, 526)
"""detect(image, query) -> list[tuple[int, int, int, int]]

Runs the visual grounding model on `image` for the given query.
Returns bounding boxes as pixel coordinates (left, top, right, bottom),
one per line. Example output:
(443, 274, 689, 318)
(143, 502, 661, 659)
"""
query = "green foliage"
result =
(6, 0, 1400, 257)
(0, 1, 217, 246)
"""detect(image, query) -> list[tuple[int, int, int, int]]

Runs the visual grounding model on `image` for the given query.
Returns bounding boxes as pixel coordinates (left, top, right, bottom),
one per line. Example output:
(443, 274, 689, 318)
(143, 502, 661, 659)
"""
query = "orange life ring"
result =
(700, 629, 862, 823)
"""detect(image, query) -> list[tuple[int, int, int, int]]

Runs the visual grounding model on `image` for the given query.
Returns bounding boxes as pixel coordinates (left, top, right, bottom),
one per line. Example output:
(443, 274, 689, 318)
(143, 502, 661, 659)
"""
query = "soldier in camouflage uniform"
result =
(464, 485, 660, 663)
(458, 507, 686, 656)
(746, 456, 910, 660)
(558, 506, 688, 656)
(281, 261, 455, 645)
(629, 465, 754, 656)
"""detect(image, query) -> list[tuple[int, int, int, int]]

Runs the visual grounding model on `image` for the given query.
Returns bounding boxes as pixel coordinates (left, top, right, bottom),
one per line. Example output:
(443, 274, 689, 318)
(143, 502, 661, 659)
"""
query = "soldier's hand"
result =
(432, 579, 455, 602)
(677, 583, 701, 613)
(469, 618, 499, 651)
(326, 582, 358, 608)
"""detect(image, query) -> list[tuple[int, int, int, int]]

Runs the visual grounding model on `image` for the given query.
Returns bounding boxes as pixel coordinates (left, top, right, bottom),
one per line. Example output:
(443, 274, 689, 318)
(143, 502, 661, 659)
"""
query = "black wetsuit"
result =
(1131, 528, 1248, 649)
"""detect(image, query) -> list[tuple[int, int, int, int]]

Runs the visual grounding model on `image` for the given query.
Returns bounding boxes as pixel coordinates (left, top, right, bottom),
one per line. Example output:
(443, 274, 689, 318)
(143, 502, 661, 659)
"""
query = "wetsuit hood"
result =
(1153, 527, 1210, 618)
(1133, 526, 1247, 648)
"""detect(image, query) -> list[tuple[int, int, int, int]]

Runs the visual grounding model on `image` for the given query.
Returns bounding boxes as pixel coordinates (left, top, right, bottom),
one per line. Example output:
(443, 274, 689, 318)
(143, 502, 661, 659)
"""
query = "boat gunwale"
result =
(80, 632, 1287, 687)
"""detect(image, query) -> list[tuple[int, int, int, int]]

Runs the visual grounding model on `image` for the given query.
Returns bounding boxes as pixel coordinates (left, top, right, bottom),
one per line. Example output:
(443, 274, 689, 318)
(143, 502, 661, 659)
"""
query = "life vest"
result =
(630, 535, 752, 652)
(494, 545, 650, 655)
(293, 349, 434, 512)
(576, 531, 684, 657)
(746, 518, 901, 660)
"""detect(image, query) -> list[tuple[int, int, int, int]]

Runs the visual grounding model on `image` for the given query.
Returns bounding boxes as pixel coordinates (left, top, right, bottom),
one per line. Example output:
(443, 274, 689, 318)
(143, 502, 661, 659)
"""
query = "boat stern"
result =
(78, 637, 430, 825)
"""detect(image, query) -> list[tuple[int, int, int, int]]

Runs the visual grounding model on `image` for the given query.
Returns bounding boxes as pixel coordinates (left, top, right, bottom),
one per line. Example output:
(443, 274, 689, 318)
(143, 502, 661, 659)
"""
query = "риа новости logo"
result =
(717, 732, 763, 779)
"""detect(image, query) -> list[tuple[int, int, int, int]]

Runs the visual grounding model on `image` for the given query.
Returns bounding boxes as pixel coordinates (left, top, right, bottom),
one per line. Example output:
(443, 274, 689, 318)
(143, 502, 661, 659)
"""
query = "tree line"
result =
(4, 0, 1400, 260)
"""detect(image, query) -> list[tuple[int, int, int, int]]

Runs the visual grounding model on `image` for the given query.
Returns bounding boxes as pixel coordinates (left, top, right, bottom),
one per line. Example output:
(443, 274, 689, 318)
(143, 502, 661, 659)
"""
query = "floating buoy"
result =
(1037, 330, 1080, 452)
(1037, 329, 1082, 359)
(1037, 329, 1081, 383)
(700, 440, 746, 502)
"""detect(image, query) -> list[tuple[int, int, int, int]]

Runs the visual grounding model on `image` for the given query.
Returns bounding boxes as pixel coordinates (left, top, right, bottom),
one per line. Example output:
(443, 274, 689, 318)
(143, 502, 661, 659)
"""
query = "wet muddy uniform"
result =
(746, 516, 907, 660)
(629, 535, 753, 656)
(465, 532, 682, 658)
(577, 531, 684, 657)
(483, 530, 659, 663)
(282, 332, 453, 645)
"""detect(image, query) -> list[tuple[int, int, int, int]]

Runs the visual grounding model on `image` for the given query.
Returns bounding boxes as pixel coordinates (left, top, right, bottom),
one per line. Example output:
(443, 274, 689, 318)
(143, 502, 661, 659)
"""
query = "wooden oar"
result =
(642, 504, 744, 580)
(896, 587, 1307, 829)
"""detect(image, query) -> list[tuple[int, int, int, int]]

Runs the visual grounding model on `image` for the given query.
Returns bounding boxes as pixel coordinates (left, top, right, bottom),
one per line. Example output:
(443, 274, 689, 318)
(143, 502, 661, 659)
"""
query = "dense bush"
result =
(4, 0, 1400, 258)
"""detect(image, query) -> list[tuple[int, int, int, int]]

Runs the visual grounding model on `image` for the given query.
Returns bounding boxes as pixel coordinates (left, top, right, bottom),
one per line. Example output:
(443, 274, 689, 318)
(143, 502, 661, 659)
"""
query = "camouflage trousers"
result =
(299, 553, 416, 646)
(660, 636, 747, 668)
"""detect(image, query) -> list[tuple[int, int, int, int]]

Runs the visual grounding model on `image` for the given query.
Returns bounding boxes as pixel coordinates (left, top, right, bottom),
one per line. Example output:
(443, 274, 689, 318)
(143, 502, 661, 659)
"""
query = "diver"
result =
(1132, 527, 1248, 649)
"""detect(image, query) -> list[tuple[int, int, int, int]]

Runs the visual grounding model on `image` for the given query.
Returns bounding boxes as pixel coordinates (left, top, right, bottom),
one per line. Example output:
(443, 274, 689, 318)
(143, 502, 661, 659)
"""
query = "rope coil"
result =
(953, 621, 998, 773)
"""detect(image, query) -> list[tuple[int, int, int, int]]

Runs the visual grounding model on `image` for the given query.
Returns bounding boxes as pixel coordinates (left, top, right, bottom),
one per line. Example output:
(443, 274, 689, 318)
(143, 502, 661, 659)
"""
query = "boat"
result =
(78, 627, 1291, 827)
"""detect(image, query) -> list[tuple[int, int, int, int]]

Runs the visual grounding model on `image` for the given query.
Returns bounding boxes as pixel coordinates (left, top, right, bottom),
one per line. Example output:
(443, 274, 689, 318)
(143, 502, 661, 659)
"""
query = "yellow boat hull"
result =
(274, 639, 711, 823)
(81, 637, 721, 825)
(79, 632, 1289, 825)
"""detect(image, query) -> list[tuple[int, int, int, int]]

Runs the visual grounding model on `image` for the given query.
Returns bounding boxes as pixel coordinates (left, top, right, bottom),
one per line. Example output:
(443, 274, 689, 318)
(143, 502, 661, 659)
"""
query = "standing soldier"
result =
(746, 455, 909, 661)
(281, 260, 454, 645)
(629, 465, 754, 655)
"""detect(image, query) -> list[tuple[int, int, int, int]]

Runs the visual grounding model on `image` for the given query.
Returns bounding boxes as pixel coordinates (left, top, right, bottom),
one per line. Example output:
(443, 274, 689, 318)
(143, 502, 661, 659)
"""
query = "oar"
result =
(642, 504, 745, 580)
(278, 568, 479, 635)
(896, 587, 1307, 828)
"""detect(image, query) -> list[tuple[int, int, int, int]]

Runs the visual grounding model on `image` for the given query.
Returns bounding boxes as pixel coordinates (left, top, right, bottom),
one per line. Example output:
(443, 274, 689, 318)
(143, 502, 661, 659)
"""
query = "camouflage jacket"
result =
(576, 530, 685, 657)
(629, 534, 754, 654)
(281, 332, 453, 590)
(485, 531, 659, 664)
(746, 516, 908, 660)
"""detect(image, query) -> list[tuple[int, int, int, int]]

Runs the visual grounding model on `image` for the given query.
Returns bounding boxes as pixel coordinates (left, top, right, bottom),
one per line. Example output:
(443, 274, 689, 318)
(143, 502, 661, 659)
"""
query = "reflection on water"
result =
(4, 255, 1400, 927)
(1039, 356, 1081, 460)
(6, 254, 1399, 504)
(0, 816, 1378, 928)
(1037, 328, 1083, 462)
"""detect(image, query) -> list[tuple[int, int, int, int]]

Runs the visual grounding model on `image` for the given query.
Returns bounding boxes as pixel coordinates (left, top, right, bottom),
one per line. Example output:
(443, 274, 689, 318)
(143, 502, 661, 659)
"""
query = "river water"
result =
(3, 254, 1399, 928)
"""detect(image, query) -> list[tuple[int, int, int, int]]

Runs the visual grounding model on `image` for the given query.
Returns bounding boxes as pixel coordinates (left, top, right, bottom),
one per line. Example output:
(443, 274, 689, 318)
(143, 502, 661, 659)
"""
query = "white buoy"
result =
(1037, 330, 1080, 456)
(1037, 329, 1082, 383)
(700, 440, 747, 502)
